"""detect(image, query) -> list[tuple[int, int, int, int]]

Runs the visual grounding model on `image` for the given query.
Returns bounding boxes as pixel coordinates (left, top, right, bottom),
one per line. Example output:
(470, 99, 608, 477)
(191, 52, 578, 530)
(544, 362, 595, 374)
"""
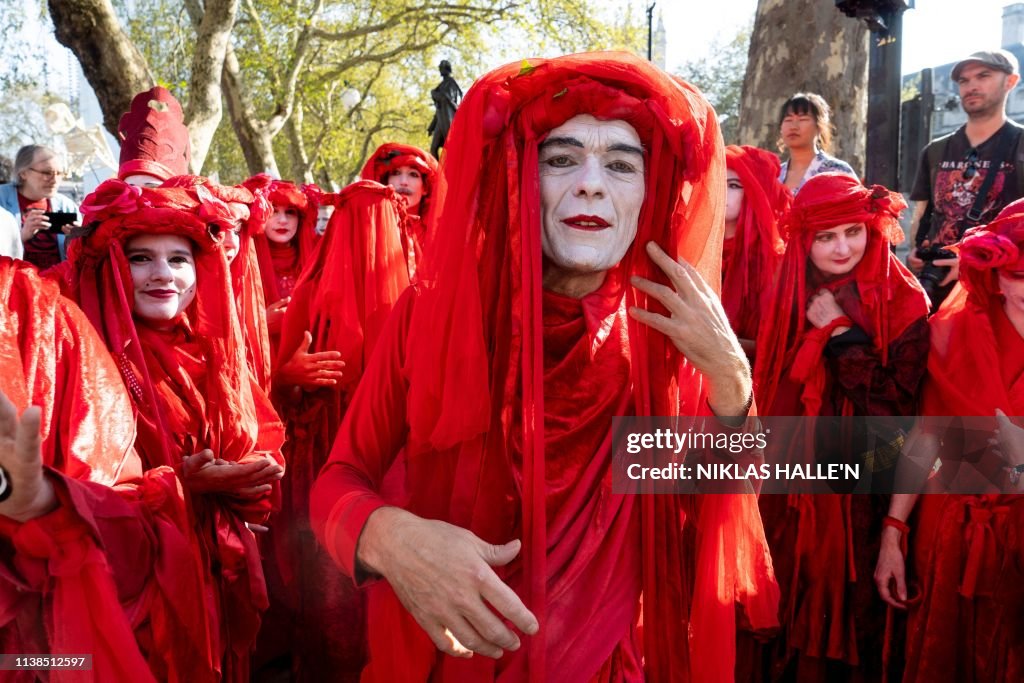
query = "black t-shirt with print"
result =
(910, 120, 1024, 247)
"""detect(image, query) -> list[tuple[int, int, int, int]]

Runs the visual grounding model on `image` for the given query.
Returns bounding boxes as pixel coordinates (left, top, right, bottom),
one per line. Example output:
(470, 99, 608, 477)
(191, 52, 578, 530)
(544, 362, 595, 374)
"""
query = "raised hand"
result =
(358, 507, 539, 659)
(628, 241, 751, 416)
(275, 330, 346, 391)
(266, 297, 290, 334)
(806, 289, 850, 334)
(0, 390, 56, 522)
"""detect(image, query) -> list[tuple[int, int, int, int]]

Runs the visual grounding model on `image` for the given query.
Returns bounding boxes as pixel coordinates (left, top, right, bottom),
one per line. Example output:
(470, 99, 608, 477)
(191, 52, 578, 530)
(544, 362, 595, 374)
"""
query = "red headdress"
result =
(754, 173, 928, 416)
(924, 197, 1024, 417)
(723, 144, 790, 341)
(245, 175, 321, 306)
(359, 142, 438, 212)
(400, 52, 775, 681)
(117, 87, 191, 181)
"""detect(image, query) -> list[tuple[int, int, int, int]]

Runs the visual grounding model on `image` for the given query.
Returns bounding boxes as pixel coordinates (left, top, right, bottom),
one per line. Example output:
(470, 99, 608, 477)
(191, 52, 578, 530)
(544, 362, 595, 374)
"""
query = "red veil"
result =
(66, 179, 285, 681)
(722, 145, 789, 342)
(398, 52, 776, 681)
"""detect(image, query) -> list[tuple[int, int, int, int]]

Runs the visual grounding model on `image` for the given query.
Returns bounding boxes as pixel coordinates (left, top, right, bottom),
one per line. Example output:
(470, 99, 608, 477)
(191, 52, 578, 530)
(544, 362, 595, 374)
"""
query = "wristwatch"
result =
(1008, 463, 1024, 486)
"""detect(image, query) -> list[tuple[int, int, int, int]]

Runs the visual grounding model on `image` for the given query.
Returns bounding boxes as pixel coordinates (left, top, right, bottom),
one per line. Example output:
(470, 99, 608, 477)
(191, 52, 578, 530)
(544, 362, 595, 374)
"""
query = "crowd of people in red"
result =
(0, 50, 1021, 683)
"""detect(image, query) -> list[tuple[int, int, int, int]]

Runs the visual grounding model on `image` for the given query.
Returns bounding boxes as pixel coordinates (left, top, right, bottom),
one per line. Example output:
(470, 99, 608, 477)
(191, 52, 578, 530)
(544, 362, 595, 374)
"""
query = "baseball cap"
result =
(951, 49, 1019, 81)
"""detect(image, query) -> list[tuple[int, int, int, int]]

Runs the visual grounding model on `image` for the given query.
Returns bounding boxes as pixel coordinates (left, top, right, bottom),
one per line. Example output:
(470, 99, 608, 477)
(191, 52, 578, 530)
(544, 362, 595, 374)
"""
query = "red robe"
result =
(754, 175, 930, 682)
(261, 181, 410, 679)
(0, 257, 214, 682)
(904, 289, 1024, 683)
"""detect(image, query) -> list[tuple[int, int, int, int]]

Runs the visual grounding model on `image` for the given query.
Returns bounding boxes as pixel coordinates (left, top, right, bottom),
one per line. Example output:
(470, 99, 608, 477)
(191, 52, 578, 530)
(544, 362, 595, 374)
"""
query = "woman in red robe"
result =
(259, 180, 409, 680)
(309, 52, 778, 682)
(754, 173, 930, 681)
(65, 179, 286, 682)
(0, 256, 216, 682)
(360, 143, 438, 278)
(247, 177, 320, 350)
(722, 144, 790, 361)
(875, 198, 1024, 683)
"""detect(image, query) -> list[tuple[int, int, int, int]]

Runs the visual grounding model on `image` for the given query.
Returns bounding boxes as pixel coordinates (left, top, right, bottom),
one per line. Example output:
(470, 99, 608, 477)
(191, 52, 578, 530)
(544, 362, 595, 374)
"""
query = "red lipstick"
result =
(562, 215, 611, 231)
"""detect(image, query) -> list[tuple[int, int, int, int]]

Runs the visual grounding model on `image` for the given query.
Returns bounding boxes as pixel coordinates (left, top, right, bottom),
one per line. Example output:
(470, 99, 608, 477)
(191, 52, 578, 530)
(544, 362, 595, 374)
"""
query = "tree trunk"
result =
(221, 45, 280, 177)
(285, 101, 313, 184)
(48, 0, 153, 138)
(738, 0, 869, 175)
(183, 0, 239, 173)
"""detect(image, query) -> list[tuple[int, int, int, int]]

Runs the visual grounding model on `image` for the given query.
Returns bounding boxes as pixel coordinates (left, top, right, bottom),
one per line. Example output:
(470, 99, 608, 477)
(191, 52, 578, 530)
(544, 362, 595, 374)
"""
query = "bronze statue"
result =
(428, 60, 463, 158)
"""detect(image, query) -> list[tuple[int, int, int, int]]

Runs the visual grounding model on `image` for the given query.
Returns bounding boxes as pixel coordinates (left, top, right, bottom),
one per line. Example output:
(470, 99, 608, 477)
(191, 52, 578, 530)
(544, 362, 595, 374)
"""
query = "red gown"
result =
(261, 181, 410, 680)
(0, 257, 214, 682)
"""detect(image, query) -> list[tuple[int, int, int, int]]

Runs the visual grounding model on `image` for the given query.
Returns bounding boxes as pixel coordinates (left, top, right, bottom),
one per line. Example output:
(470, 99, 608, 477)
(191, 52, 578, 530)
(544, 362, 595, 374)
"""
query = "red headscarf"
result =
(245, 176, 321, 305)
(117, 87, 191, 181)
(722, 145, 790, 341)
(277, 180, 410, 394)
(401, 51, 773, 681)
(755, 173, 928, 417)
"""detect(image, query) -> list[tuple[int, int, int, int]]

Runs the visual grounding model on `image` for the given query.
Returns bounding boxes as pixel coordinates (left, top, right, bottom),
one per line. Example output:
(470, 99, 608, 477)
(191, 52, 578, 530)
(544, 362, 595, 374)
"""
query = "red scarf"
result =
(722, 145, 790, 342)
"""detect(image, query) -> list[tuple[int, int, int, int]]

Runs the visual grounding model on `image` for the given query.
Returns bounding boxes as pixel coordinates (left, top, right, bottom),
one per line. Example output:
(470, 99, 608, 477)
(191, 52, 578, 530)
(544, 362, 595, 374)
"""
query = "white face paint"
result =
(387, 166, 425, 214)
(538, 115, 645, 280)
(267, 205, 300, 244)
(123, 173, 164, 189)
(725, 170, 744, 224)
(126, 233, 198, 329)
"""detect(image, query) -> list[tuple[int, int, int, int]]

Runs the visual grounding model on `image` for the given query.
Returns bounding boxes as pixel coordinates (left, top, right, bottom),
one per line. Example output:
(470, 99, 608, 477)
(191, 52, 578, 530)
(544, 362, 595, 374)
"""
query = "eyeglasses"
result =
(28, 168, 65, 179)
(962, 149, 979, 180)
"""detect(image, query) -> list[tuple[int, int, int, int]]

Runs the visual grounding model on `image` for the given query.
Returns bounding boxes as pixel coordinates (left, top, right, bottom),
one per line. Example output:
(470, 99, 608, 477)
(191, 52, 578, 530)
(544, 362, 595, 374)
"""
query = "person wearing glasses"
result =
(0, 144, 80, 269)
(908, 50, 1024, 310)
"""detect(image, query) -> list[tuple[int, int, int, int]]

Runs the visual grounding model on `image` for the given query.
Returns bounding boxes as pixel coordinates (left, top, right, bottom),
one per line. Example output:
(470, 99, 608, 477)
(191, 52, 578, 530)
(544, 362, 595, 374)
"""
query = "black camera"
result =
(915, 244, 956, 302)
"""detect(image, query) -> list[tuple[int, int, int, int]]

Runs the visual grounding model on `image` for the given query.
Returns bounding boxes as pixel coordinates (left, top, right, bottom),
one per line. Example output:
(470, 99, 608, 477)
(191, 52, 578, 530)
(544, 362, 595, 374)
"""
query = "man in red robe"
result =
(310, 52, 778, 681)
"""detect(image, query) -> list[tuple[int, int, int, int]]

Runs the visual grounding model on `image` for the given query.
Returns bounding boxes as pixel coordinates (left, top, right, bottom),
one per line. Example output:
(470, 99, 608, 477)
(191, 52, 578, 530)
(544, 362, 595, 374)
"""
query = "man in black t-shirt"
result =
(909, 49, 1024, 307)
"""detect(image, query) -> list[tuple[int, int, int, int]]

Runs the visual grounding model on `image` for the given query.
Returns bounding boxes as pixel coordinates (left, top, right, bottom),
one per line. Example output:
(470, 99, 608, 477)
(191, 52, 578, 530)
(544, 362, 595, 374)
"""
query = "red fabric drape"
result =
(722, 145, 790, 344)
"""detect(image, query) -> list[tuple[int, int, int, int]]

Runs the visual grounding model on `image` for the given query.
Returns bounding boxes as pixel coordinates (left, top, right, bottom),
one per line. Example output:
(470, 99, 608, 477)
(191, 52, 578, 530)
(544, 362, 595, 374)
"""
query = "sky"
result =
(661, 0, 1013, 76)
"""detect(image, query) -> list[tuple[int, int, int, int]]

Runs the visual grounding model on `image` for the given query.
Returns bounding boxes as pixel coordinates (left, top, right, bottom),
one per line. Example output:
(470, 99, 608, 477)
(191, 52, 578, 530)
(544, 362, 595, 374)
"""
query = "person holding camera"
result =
(0, 144, 80, 270)
(909, 50, 1024, 309)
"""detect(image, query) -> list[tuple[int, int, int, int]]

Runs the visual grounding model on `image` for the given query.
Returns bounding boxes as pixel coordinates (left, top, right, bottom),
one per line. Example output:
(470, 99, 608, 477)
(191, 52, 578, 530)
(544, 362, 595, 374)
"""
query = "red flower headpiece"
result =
(956, 197, 1024, 304)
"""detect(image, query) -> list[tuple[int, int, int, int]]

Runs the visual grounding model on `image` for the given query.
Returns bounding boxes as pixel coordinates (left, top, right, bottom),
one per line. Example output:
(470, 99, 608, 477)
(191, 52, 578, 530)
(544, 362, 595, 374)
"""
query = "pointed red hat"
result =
(117, 86, 191, 181)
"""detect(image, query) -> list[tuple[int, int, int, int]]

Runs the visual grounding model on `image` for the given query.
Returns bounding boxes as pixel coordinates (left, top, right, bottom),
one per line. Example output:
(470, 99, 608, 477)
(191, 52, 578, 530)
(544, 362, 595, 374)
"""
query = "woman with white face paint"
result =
(310, 52, 779, 682)
(67, 179, 286, 682)
(754, 173, 930, 682)
(721, 145, 790, 362)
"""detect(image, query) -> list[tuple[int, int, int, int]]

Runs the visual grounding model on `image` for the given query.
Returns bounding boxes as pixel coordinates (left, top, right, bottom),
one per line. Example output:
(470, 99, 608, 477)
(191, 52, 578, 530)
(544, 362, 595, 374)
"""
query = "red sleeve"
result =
(309, 287, 416, 581)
